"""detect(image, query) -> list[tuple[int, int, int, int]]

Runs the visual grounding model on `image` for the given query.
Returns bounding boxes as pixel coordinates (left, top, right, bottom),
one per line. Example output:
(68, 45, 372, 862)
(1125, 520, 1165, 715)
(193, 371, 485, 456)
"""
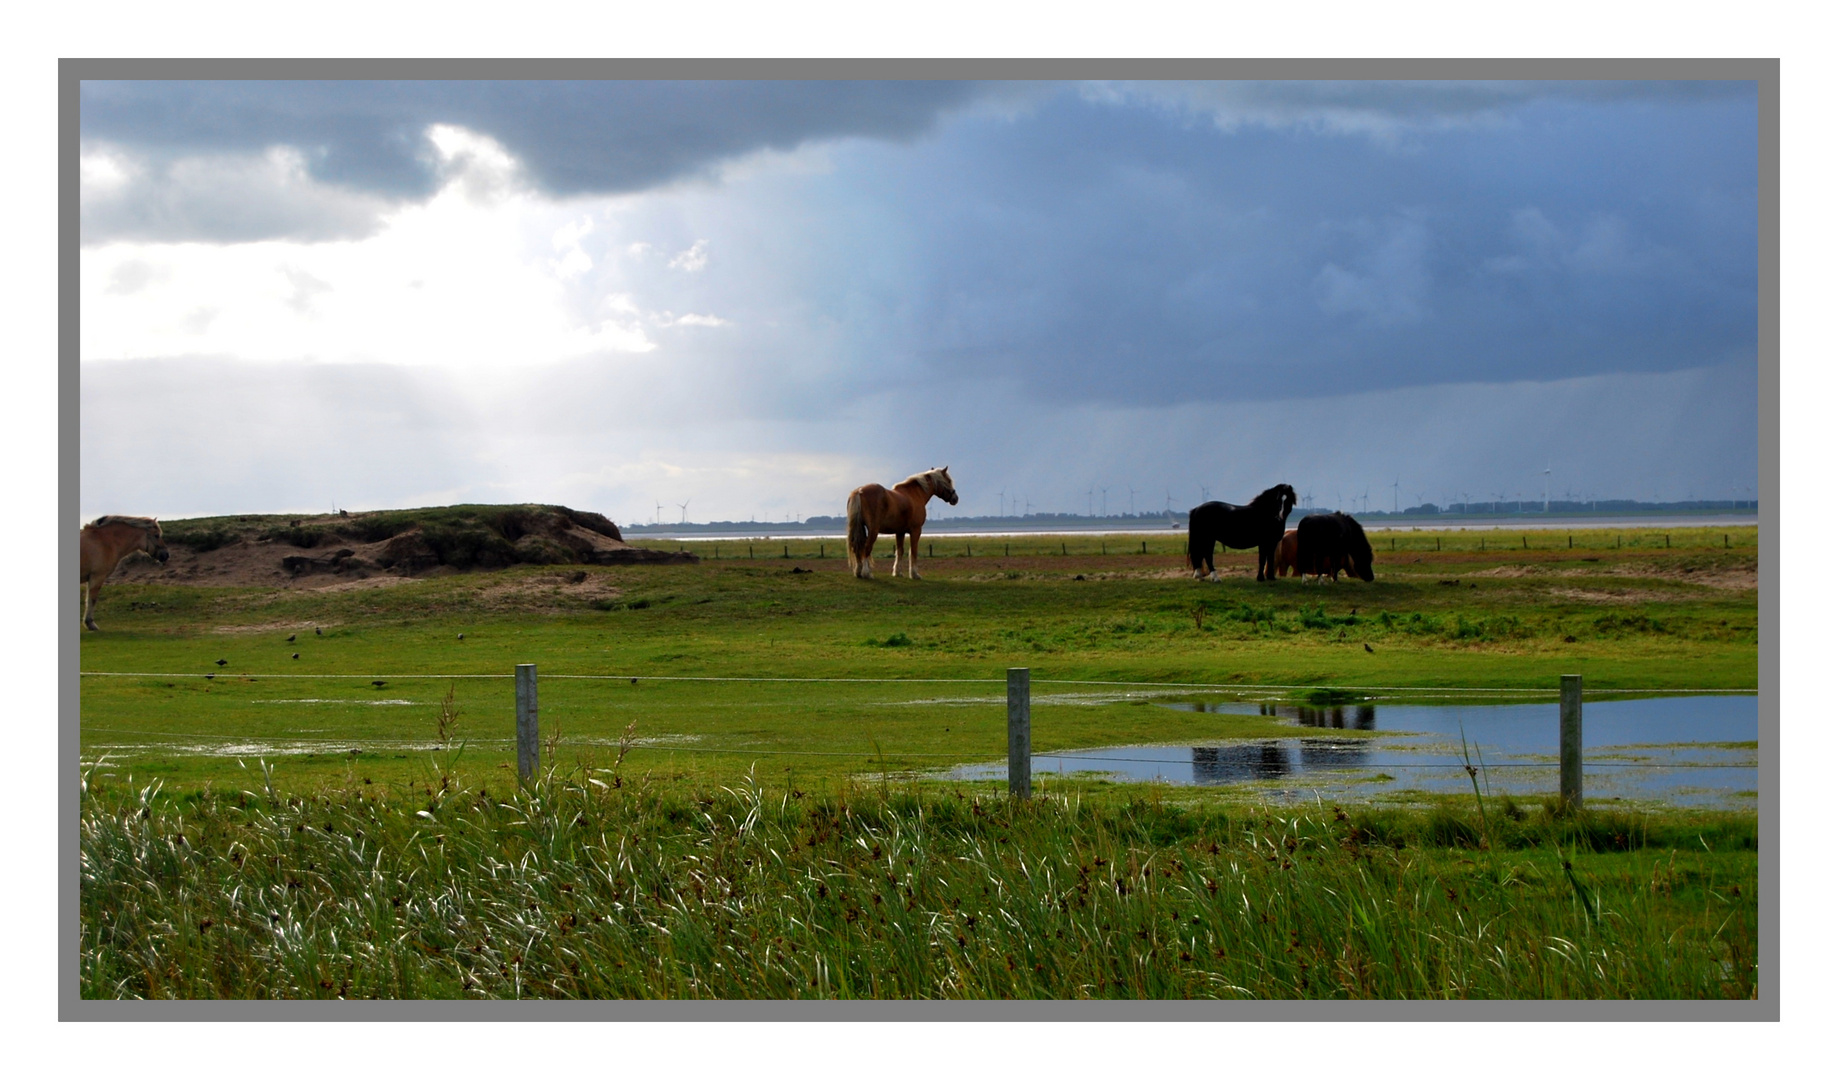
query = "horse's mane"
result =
(1250, 484, 1297, 513)
(901, 468, 947, 493)
(90, 515, 160, 531)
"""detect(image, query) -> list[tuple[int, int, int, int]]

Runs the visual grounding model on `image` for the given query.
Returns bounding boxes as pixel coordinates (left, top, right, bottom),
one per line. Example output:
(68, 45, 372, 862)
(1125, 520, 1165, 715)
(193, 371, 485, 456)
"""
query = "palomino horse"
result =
(79, 515, 169, 630)
(846, 467, 959, 580)
(1187, 483, 1297, 581)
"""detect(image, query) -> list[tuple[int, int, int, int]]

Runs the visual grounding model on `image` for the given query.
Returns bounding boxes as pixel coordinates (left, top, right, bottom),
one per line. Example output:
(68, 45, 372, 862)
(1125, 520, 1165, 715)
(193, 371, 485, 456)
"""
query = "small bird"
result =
(286, 634, 296, 643)
(457, 633, 465, 641)
(630, 677, 638, 685)
(215, 658, 228, 667)
(204, 674, 215, 681)
(292, 652, 300, 660)
(372, 680, 386, 689)
(1363, 643, 1374, 653)
(314, 627, 322, 636)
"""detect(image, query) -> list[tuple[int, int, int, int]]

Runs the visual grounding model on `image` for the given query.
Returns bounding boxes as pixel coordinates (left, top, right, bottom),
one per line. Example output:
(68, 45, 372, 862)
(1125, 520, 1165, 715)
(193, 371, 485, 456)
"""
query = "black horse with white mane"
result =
(1187, 484, 1298, 582)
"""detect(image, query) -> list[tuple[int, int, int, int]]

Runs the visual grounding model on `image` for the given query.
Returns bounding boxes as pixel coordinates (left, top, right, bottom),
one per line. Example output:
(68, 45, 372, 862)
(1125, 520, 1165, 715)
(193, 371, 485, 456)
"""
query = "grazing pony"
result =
(1187, 484, 1297, 581)
(1294, 512, 1375, 583)
(846, 467, 959, 580)
(79, 515, 170, 630)
(1275, 527, 1356, 580)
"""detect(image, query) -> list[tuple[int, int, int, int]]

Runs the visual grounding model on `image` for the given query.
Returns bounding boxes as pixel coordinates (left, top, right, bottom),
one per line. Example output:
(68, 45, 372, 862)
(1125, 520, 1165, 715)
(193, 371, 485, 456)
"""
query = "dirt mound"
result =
(116, 504, 695, 588)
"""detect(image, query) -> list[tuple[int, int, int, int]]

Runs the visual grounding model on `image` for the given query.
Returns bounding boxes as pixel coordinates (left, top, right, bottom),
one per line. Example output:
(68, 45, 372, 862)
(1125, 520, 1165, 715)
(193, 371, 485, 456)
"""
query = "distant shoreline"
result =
(625, 512, 1760, 542)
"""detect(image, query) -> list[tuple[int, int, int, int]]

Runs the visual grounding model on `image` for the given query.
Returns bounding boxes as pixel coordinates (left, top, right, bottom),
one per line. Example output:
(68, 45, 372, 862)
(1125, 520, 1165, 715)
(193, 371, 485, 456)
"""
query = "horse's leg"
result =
(83, 572, 103, 631)
(908, 527, 923, 580)
(893, 533, 908, 578)
(859, 530, 877, 578)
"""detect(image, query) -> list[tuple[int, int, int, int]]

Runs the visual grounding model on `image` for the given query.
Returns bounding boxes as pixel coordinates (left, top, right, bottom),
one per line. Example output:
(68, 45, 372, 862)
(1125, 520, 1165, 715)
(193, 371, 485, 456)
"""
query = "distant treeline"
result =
(621, 500, 1759, 534)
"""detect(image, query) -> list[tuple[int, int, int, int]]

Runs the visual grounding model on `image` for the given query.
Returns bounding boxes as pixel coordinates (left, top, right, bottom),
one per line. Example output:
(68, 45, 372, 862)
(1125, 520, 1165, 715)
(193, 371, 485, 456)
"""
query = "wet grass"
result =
(79, 527, 1757, 792)
(80, 767, 1757, 1000)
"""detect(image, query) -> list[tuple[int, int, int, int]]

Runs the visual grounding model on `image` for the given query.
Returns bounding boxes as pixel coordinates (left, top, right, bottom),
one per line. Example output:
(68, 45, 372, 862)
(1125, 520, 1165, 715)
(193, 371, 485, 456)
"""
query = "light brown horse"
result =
(846, 467, 958, 580)
(80, 515, 169, 630)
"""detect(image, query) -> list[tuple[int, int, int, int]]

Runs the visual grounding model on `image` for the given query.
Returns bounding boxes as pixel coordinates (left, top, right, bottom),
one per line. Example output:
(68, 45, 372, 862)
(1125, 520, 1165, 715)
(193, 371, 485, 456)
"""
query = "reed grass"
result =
(81, 765, 1756, 1000)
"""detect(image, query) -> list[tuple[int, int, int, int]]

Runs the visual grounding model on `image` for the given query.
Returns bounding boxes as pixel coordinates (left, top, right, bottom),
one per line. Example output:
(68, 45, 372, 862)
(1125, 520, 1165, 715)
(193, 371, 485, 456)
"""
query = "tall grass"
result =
(81, 766, 1756, 1000)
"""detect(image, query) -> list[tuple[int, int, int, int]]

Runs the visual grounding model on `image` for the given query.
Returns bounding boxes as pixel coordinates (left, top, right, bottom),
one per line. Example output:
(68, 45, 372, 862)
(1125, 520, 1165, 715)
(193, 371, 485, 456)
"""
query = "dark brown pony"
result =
(1294, 512, 1375, 583)
(79, 515, 169, 630)
(1275, 527, 1356, 581)
(846, 467, 959, 580)
(1187, 483, 1297, 581)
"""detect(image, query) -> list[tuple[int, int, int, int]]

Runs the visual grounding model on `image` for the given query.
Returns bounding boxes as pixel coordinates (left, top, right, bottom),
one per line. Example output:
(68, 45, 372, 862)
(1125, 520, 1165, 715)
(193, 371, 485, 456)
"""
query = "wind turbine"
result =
(1542, 463, 1552, 513)
(1087, 486, 1094, 517)
(997, 490, 1005, 518)
(677, 500, 691, 524)
(655, 500, 664, 525)
(1391, 476, 1400, 514)
(1100, 486, 1109, 517)
(1128, 486, 1136, 517)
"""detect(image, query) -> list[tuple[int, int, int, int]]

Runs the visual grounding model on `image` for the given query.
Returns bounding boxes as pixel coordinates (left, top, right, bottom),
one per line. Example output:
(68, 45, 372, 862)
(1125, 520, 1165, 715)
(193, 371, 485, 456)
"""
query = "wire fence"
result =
(77, 670, 1757, 695)
(78, 666, 1759, 795)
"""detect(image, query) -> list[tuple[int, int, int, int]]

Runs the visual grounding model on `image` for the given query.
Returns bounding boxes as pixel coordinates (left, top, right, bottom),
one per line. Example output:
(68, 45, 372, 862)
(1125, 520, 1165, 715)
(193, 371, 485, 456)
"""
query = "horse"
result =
(1275, 527, 1356, 580)
(846, 467, 959, 580)
(1293, 512, 1375, 583)
(79, 515, 170, 630)
(1187, 483, 1297, 581)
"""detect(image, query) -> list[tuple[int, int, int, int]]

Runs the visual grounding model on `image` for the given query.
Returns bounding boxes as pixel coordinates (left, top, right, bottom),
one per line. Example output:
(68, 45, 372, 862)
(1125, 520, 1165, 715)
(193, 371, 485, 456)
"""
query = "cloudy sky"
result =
(78, 79, 1759, 525)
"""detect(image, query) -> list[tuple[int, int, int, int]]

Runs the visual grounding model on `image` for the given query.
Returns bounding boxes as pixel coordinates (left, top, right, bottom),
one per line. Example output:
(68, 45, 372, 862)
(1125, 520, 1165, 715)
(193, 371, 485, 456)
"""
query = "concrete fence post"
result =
(1560, 674, 1582, 810)
(1007, 668, 1031, 798)
(516, 664, 539, 785)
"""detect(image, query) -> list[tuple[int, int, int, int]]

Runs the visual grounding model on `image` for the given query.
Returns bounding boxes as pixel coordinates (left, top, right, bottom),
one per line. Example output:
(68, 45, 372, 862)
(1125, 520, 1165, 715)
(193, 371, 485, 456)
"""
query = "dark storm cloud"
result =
(823, 86, 1759, 402)
(79, 80, 990, 241)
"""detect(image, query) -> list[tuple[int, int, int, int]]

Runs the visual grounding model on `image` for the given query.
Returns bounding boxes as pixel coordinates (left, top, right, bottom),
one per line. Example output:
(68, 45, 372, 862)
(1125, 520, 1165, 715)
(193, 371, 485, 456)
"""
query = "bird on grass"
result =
(314, 627, 322, 636)
(287, 634, 296, 643)
(215, 658, 228, 667)
(372, 680, 386, 689)
(292, 653, 300, 660)
(1363, 643, 1374, 653)
(457, 633, 465, 641)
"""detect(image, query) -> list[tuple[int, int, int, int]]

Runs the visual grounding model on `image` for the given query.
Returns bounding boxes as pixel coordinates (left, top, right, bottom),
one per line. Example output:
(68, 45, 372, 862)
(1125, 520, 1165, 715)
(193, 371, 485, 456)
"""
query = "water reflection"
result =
(1192, 742, 1292, 782)
(942, 695, 1759, 806)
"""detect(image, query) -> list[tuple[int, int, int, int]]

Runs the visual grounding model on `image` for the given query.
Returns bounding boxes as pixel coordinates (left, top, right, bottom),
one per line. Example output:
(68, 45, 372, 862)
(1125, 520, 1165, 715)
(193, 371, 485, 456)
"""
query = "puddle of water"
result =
(943, 696, 1758, 806)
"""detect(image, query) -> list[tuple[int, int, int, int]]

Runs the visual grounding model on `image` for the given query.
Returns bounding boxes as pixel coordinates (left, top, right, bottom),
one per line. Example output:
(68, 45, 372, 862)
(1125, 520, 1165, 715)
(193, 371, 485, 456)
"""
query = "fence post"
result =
(516, 664, 539, 785)
(1560, 674, 1582, 810)
(1007, 668, 1031, 798)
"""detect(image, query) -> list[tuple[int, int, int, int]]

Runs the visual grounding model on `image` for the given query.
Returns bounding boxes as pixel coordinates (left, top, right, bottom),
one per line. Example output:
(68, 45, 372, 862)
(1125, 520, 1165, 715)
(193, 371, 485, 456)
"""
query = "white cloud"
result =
(668, 239, 710, 272)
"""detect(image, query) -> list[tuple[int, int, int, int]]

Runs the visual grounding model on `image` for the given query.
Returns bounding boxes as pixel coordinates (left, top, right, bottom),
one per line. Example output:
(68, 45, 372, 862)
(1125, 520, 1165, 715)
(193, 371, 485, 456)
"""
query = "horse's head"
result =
(1276, 484, 1297, 519)
(930, 467, 959, 506)
(144, 520, 170, 564)
(1339, 513, 1374, 581)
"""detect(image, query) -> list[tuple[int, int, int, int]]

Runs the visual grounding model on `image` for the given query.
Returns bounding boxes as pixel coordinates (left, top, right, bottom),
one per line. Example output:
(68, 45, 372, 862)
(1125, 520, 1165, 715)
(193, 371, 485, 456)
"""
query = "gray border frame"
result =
(63, 56, 1777, 1021)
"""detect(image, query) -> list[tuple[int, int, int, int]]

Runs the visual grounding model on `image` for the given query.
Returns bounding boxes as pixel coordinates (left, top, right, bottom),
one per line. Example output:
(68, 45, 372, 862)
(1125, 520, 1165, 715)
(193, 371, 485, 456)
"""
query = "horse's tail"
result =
(1185, 510, 1208, 571)
(846, 491, 869, 571)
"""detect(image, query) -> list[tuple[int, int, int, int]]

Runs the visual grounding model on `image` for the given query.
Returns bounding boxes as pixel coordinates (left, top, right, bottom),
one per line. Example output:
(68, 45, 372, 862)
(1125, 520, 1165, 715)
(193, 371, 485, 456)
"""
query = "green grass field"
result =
(80, 526, 1758, 794)
(78, 524, 1761, 999)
